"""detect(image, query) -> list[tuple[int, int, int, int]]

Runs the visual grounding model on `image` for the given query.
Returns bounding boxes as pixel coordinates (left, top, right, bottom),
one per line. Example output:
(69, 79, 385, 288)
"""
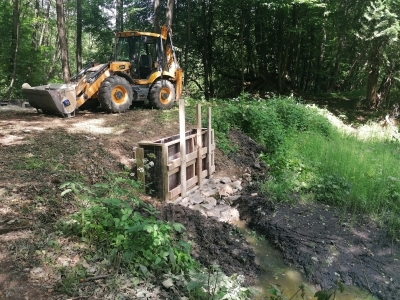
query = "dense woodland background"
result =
(2, 0, 400, 110)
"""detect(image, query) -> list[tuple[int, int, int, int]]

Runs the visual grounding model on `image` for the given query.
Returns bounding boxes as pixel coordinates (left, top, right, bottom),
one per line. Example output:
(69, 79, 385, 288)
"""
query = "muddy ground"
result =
(0, 104, 399, 299)
(237, 197, 400, 300)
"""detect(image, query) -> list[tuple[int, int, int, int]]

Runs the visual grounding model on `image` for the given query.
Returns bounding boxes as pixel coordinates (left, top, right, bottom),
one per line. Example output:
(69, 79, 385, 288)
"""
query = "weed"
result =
(59, 175, 199, 276)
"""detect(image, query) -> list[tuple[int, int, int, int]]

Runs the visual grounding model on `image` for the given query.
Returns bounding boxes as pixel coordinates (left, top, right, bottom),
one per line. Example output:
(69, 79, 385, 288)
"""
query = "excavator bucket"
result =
(22, 83, 77, 117)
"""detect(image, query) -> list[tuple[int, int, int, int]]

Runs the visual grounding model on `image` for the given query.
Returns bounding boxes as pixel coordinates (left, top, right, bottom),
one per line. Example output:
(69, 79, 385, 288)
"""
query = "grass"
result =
(202, 95, 400, 237)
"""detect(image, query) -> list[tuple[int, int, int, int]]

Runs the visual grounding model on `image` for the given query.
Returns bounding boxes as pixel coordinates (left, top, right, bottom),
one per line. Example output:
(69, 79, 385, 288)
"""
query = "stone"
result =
(219, 207, 240, 223)
(219, 185, 234, 198)
(231, 180, 242, 190)
(205, 197, 217, 206)
(200, 188, 218, 198)
(162, 278, 174, 288)
(189, 194, 204, 205)
(220, 177, 232, 184)
(253, 161, 262, 170)
(177, 197, 190, 207)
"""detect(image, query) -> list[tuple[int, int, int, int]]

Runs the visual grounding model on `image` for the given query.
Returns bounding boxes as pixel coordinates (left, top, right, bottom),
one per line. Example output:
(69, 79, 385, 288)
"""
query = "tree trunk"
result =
(240, 3, 245, 90)
(39, 2, 50, 48)
(201, 1, 210, 99)
(166, 0, 174, 27)
(377, 68, 393, 108)
(4, 0, 20, 100)
(56, 0, 70, 83)
(76, 0, 82, 72)
(153, 0, 160, 32)
(327, 35, 344, 92)
(116, 0, 123, 32)
(277, 10, 285, 93)
(183, 0, 191, 86)
(366, 44, 381, 109)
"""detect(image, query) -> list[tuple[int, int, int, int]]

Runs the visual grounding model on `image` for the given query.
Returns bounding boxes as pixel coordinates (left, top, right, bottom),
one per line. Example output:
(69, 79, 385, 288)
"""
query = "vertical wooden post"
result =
(135, 147, 145, 187)
(161, 144, 169, 201)
(206, 106, 212, 178)
(179, 97, 187, 197)
(196, 104, 203, 186)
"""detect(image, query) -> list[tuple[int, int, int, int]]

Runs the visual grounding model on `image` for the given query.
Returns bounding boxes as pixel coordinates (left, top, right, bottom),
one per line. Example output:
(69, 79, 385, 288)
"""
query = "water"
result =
(235, 221, 377, 300)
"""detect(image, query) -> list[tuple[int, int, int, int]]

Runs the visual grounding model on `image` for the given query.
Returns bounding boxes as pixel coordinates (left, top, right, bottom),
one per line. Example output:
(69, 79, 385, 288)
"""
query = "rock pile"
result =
(169, 176, 250, 223)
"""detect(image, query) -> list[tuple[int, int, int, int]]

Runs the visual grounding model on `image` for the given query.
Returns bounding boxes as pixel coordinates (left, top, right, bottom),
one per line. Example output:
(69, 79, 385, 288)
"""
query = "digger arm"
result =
(75, 63, 111, 107)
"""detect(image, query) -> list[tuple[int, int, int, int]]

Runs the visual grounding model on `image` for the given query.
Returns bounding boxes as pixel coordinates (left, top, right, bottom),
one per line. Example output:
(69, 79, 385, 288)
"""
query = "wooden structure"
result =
(134, 104, 215, 201)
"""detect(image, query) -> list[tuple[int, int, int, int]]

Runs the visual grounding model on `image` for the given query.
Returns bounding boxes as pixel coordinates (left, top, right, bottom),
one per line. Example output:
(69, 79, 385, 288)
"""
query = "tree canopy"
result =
(2, 0, 400, 109)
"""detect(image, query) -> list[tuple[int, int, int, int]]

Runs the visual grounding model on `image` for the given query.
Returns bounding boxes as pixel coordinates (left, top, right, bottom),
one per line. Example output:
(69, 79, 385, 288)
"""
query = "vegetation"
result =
(57, 174, 253, 299)
(208, 96, 400, 238)
(2, 0, 400, 298)
(3, 0, 400, 110)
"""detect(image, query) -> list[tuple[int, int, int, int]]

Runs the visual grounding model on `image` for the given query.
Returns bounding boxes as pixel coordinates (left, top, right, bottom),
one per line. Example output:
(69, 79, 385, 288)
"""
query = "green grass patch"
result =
(194, 94, 400, 237)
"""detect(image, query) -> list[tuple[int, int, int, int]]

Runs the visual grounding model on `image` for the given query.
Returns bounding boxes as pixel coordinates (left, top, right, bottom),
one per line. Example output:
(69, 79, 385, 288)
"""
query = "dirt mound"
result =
(158, 204, 260, 285)
(236, 196, 400, 300)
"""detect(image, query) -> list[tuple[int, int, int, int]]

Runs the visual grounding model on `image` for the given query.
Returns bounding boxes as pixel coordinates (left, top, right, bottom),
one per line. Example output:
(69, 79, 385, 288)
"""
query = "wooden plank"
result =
(179, 97, 187, 198)
(136, 148, 145, 187)
(168, 158, 181, 171)
(161, 143, 169, 201)
(196, 104, 203, 187)
(206, 107, 212, 178)
(186, 176, 198, 189)
(168, 167, 180, 176)
(169, 185, 182, 200)
(186, 151, 197, 163)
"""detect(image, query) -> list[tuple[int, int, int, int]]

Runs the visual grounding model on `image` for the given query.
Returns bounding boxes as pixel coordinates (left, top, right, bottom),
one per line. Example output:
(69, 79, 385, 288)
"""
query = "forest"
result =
(2, 1, 400, 299)
(2, 0, 400, 110)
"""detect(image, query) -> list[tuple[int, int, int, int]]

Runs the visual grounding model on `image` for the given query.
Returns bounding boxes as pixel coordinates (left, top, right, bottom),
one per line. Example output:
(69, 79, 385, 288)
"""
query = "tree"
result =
(166, 0, 174, 27)
(56, 0, 70, 83)
(76, 0, 83, 72)
(4, 0, 21, 100)
(357, 0, 400, 109)
(153, 0, 160, 32)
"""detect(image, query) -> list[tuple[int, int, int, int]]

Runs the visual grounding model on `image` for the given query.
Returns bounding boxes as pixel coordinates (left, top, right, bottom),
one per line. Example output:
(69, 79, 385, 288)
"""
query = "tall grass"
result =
(206, 95, 400, 236)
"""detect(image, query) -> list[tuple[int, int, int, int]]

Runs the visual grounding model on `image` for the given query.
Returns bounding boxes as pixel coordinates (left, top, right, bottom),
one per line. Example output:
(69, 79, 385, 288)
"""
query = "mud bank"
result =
(236, 196, 400, 300)
(158, 204, 261, 285)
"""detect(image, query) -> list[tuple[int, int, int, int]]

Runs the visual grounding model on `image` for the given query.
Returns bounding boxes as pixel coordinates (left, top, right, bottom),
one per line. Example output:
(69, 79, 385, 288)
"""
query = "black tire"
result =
(98, 76, 133, 113)
(78, 99, 100, 111)
(148, 80, 175, 110)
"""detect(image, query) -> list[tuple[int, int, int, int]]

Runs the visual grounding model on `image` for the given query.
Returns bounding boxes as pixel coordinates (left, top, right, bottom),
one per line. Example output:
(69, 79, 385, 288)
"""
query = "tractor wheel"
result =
(98, 76, 133, 113)
(149, 80, 175, 110)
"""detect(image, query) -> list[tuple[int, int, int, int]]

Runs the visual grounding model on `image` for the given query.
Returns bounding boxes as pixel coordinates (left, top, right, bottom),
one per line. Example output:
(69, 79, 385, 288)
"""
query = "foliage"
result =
(208, 95, 334, 154)
(57, 174, 255, 299)
(59, 176, 198, 276)
(165, 265, 253, 300)
(267, 280, 344, 300)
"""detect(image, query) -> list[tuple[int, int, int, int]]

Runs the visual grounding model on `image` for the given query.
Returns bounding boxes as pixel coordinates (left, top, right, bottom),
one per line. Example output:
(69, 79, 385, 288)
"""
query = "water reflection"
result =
(235, 221, 377, 300)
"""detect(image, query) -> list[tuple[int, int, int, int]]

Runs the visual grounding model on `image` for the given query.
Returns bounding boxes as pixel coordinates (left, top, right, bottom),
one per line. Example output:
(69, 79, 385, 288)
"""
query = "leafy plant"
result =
(309, 174, 352, 205)
(164, 264, 253, 300)
(59, 175, 198, 276)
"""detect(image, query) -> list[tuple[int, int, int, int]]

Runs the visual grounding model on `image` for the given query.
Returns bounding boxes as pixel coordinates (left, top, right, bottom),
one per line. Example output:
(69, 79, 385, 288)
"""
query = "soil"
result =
(0, 103, 399, 300)
(236, 197, 400, 300)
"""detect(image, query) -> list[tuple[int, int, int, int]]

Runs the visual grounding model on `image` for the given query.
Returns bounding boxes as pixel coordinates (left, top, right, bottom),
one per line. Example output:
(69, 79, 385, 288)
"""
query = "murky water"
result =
(235, 221, 378, 300)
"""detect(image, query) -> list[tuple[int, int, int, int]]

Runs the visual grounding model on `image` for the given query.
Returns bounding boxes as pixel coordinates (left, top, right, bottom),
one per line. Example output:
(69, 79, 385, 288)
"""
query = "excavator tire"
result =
(149, 80, 175, 110)
(98, 75, 133, 113)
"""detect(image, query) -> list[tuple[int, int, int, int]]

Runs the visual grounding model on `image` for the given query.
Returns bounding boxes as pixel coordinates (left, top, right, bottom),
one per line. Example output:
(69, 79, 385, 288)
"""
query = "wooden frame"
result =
(134, 105, 215, 201)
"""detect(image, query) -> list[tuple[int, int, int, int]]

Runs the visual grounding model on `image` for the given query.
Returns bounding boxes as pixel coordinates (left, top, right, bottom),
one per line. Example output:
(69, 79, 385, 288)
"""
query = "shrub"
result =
(59, 176, 198, 276)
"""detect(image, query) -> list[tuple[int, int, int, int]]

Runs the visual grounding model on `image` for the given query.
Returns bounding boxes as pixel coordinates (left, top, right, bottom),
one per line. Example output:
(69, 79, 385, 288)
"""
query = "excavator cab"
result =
(22, 26, 183, 117)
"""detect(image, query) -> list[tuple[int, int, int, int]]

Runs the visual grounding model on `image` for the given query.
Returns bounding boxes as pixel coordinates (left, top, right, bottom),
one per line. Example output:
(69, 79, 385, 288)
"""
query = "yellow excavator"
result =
(22, 26, 183, 117)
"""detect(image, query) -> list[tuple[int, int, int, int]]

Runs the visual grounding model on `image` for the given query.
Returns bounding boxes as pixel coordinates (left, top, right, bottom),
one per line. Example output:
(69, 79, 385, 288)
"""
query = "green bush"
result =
(59, 177, 198, 276)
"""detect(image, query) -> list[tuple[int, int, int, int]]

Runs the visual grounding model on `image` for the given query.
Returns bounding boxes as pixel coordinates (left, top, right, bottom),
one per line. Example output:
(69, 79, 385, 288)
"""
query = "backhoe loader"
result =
(22, 26, 182, 117)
